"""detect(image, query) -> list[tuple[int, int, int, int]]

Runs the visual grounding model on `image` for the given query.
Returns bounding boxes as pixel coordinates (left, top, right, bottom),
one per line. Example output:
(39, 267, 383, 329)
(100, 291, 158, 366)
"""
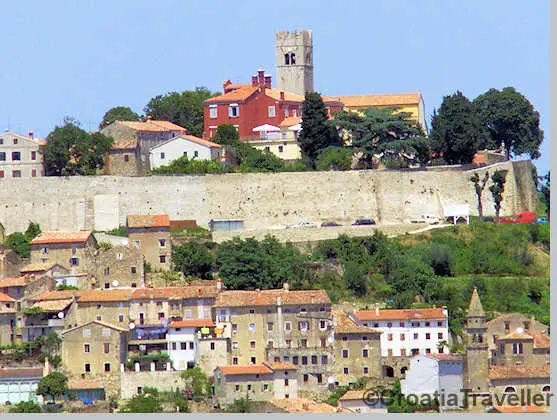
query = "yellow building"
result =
(246, 117, 302, 162)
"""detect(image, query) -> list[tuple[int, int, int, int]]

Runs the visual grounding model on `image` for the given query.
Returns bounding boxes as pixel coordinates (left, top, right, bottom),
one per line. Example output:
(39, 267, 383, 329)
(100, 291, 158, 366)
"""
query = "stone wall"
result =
(0, 161, 537, 234)
(120, 370, 183, 399)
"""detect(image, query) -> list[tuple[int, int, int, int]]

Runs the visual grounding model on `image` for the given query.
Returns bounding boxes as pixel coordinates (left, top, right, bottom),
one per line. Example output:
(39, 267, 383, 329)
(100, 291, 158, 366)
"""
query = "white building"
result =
(338, 390, 388, 413)
(400, 353, 463, 410)
(0, 131, 46, 179)
(166, 319, 215, 370)
(354, 307, 449, 357)
(149, 135, 222, 170)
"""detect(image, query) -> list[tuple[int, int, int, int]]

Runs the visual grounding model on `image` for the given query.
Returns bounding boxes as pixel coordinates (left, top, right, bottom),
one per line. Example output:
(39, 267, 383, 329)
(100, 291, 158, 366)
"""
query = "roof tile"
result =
(168, 319, 215, 329)
(0, 276, 28, 288)
(218, 364, 274, 375)
(30, 231, 92, 245)
(126, 214, 170, 229)
(489, 365, 550, 380)
(214, 289, 330, 308)
(355, 307, 446, 322)
(78, 289, 133, 303)
(337, 93, 422, 108)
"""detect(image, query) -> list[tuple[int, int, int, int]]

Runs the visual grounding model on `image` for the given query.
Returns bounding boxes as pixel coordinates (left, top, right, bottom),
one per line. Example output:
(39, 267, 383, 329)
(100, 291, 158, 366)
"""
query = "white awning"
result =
(252, 124, 280, 132)
(288, 123, 301, 131)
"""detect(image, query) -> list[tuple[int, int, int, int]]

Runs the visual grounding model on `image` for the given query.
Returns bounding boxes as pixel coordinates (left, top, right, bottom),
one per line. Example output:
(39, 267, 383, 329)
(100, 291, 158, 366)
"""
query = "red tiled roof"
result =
(19, 262, 57, 273)
(30, 231, 92, 245)
(204, 85, 259, 104)
(0, 276, 28, 288)
(0, 291, 15, 302)
(498, 330, 535, 341)
(151, 135, 222, 150)
(0, 367, 43, 378)
(531, 333, 550, 349)
(279, 116, 301, 128)
(489, 365, 550, 380)
(355, 307, 446, 321)
(33, 299, 74, 313)
(214, 289, 330, 308)
(117, 120, 186, 132)
(168, 319, 215, 329)
(218, 364, 274, 375)
(33, 290, 84, 301)
(78, 289, 133, 303)
(68, 378, 104, 390)
(334, 310, 382, 334)
(131, 286, 218, 300)
(491, 405, 547, 413)
(126, 214, 170, 229)
(337, 93, 422, 108)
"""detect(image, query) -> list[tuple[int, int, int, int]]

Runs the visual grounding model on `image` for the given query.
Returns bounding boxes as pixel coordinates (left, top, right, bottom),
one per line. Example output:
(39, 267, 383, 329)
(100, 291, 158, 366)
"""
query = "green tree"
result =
(181, 367, 211, 397)
(172, 241, 215, 279)
(36, 371, 68, 403)
(539, 171, 550, 221)
(99, 106, 140, 129)
(298, 92, 342, 168)
(25, 221, 41, 241)
(44, 118, 113, 176)
(474, 87, 544, 159)
(6, 232, 31, 258)
(144, 88, 218, 137)
(429, 91, 481, 164)
(489, 170, 508, 222)
(120, 392, 163, 413)
(9, 401, 43, 413)
(470, 172, 490, 218)
(315, 146, 353, 171)
(333, 106, 427, 168)
(212, 124, 240, 145)
(343, 260, 367, 297)
(227, 397, 250, 413)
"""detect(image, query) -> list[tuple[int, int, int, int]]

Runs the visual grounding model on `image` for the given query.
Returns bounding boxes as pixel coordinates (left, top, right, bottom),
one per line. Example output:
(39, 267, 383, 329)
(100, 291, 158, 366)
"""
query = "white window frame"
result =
(209, 105, 218, 119)
(228, 104, 239, 118)
(268, 106, 276, 118)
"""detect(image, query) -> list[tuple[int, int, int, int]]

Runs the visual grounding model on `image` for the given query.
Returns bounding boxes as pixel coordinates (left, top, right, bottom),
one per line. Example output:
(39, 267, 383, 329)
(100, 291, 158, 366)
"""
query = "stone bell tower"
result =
(463, 288, 490, 394)
(276, 30, 314, 96)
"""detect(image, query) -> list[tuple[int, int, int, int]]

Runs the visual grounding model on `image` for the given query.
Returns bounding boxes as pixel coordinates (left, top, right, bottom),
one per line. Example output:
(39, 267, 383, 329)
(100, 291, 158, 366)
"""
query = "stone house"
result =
(486, 313, 548, 354)
(126, 214, 171, 271)
(60, 320, 128, 398)
(338, 389, 388, 413)
(214, 362, 297, 406)
(0, 131, 46, 179)
(0, 274, 56, 309)
(491, 329, 550, 367)
(488, 365, 551, 409)
(101, 119, 187, 176)
(332, 310, 382, 387)
(65, 289, 133, 329)
(29, 231, 97, 286)
(148, 135, 222, 170)
(214, 285, 332, 397)
(93, 246, 145, 289)
(0, 292, 16, 345)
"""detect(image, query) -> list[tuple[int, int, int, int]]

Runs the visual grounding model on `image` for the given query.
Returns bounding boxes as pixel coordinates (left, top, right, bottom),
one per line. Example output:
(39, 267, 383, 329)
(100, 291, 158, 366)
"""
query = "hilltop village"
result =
(0, 30, 550, 414)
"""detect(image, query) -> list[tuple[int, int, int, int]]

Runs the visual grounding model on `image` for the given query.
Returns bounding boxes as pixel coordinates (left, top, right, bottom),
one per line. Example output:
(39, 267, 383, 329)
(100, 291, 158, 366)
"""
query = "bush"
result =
(152, 156, 228, 175)
(106, 225, 127, 237)
(9, 401, 42, 413)
(172, 241, 215, 279)
(315, 147, 353, 171)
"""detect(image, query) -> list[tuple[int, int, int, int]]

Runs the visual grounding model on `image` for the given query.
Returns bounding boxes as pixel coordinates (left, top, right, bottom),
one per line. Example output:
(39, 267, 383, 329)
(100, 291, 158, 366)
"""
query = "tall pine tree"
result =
(298, 92, 341, 168)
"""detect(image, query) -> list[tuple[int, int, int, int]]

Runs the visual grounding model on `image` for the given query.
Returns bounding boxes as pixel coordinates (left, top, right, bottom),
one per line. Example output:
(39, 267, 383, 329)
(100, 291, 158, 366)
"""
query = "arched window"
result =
(542, 385, 551, 392)
(384, 366, 394, 378)
(472, 334, 477, 343)
(290, 53, 296, 64)
(478, 334, 483, 343)
(504, 386, 516, 393)
(284, 54, 290, 65)
(400, 367, 408, 376)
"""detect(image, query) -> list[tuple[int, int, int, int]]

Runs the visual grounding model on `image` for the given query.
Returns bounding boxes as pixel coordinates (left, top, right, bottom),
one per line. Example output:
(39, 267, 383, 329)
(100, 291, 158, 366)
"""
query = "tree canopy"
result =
(99, 106, 140, 129)
(36, 371, 68, 403)
(298, 92, 342, 167)
(172, 241, 215, 279)
(429, 91, 481, 164)
(212, 124, 240, 145)
(44, 118, 113, 176)
(333, 106, 428, 168)
(144, 87, 218, 137)
(473, 87, 543, 159)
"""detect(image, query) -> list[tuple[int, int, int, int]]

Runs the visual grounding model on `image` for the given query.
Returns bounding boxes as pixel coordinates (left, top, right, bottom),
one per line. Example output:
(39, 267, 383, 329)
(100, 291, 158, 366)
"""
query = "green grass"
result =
(170, 227, 211, 239)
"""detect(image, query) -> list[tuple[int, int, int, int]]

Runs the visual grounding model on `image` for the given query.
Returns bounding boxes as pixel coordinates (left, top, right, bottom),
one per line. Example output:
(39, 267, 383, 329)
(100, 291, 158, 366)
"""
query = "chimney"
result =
(375, 303, 380, 316)
(280, 91, 285, 101)
(264, 74, 272, 89)
(251, 75, 258, 86)
(283, 282, 289, 291)
(257, 69, 265, 90)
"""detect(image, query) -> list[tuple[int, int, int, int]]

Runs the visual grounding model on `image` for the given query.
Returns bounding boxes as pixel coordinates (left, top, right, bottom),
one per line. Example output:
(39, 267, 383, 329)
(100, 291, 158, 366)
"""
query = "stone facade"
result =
(119, 370, 183, 399)
(104, 148, 140, 177)
(197, 337, 230, 376)
(0, 295, 16, 345)
(463, 289, 490, 394)
(486, 313, 548, 353)
(127, 219, 171, 271)
(0, 131, 45, 179)
(275, 30, 314, 96)
(93, 246, 145, 289)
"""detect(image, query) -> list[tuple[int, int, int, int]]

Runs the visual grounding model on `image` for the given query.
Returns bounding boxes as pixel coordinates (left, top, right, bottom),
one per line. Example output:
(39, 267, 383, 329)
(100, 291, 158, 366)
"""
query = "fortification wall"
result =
(0, 161, 536, 234)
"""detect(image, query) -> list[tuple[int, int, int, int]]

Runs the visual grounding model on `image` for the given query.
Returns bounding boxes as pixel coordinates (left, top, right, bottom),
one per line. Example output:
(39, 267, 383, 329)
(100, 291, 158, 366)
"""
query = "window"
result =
(303, 374, 309, 383)
(512, 343, 524, 354)
(32, 169, 37, 177)
(104, 343, 110, 353)
(342, 336, 347, 342)
(523, 321, 530, 331)
(104, 267, 110, 275)
(158, 312, 165, 320)
(388, 349, 393, 356)
(232, 323, 238, 332)
(250, 356, 256, 364)
(233, 357, 238, 365)
(133, 240, 140, 248)
(301, 339, 307, 348)
(284, 321, 292, 331)
(342, 349, 349, 358)
(387, 322, 392, 328)
(171, 342, 177, 350)
(124, 154, 129, 162)
(438, 333, 443, 340)
(437, 321, 443, 327)
(84, 344, 90, 353)
(268, 106, 276, 118)
(83, 329, 91, 338)
(250, 341, 256, 349)
(0, 138, 2, 144)
(228, 104, 239, 118)
(249, 323, 255, 332)
(321, 337, 327, 347)
(426, 348, 431, 354)
(343, 367, 349, 375)
(180, 342, 187, 350)
(131, 266, 137, 274)
(267, 322, 273, 331)
(31, 151, 37, 160)
(210, 342, 215, 350)
(311, 355, 318, 365)
(194, 151, 198, 158)
(400, 334, 406, 341)
(363, 367, 369, 375)
(278, 145, 283, 153)
(426, 333, 431, 340)
(373, 323, 379, 328)
(285, 106, 289, 117)
(400, 322, 405, 327)
(102, 328, 111, 337)
(284, 53, 290, 65)
(159, 255, 166, 263)
(292, 356, 299, 365)
(209, 105, 218, 119)
(401, 349, 407, 356)
(0, 152, 5, 161)
(247, 384, 252, 391)
(12, 170, 21, 178)
(13, 138, 18, 145)
(235, 385, 240, 391)
(362, 349, 369, 358)
(425, 322, 430, 327)
(160, 152, 165, 159)
(159, 239, 166, 247)
(0, 171, 4, 178)
(504, 322, 510, 332)
(320, 320, 327, 330)
(263, 384, 269, 391)
(85, 363, 91, 372)
(286, 339, 292, 348)
(362, 335, 368, 341)
(321, 355, 328, 365)
(284, 379, 289, 386)
(290, 53, 296, 64)
(232, 341, 239, 350)
(302, 356, 308, 365)
(189, 342, 194, 350)
(12, 152, 21, 161)
(413, 333, 418, 340)
(388, 334, 393, 341)
(70, 257, 79, 266)
(411, 322, 420, 327)
(439, 347, 444, 353)
(499, 343, 505, 354)
(183, 151, 187, 157)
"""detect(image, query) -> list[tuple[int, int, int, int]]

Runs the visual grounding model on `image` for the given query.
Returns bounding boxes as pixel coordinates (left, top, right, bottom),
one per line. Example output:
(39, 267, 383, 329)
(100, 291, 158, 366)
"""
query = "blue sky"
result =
(0, 0, 549, 173)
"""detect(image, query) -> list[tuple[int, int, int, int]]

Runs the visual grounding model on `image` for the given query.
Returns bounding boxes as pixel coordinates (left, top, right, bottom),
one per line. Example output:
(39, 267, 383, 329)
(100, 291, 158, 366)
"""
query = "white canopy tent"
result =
(252, 124, 280, 132)
(443, 203, 470, 225)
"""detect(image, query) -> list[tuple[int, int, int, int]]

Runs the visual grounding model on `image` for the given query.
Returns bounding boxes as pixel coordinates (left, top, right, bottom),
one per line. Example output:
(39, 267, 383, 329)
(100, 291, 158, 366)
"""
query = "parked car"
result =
(352, 218, 376, 226)
(536, 217, 548, 224)
(321, 221, 341, 227)
(286, 221, 317, 229)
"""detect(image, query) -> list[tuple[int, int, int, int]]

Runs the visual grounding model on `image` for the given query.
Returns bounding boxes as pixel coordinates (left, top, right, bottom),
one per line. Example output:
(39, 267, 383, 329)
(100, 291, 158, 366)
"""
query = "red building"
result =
(203, 69, 343, 140)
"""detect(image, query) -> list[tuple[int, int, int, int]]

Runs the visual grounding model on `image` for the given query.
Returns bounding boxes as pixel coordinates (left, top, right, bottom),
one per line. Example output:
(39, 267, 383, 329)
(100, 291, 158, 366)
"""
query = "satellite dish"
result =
(129, 322, 136, 330)
(57, 312, 64, 319)
(327, 336, 334, 344)
(112, 280, 119, 287)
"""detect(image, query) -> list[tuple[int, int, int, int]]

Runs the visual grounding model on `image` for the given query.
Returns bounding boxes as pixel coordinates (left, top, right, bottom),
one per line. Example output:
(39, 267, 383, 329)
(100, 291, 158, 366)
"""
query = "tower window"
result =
(290, 53, 296, 64)
(284, 54, 290, 65)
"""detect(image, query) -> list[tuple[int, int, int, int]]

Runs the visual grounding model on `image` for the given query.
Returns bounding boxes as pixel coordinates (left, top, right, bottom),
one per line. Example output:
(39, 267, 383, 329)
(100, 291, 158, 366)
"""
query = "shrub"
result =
(315, 147, 353, 171)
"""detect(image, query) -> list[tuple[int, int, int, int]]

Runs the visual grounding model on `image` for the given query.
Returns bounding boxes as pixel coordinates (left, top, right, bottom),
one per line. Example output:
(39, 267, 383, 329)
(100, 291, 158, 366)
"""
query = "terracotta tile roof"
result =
(214, 289, 330, 308)
(204, 85, 259, 104)
(111, 138, 137, 150)
(489, 365, 550, 380)
(126, 214, 170, 229)
(168, 319, 215, 328)
(498, 330, 535, 341)
(150, 135, 222, 150)
(334, 311, 382, 334)
(33, 298, 73, 313)
(30, 231, 92, 245)
(218, 364, 274, 376)
(131, 285, 218, 300)
(19, 262, 57, 273)
(0, 291, 15, 302)
(491, 405, 547, 413)
(0, 276, 28, 288)
(355, 307, 447, 322)
(339, 390, 368, 401)
(68, 378, 105, 390)
(117, 120, 186, 132)
(531, 333, 550, 349)
(0, 367, 43, 378)
(425, 353, 462, 362)
(78, 289, 133, 303)
(264, 361, 297, 370)
(337, 93, 422, 108)
(33, 290, 83, 301)
(279, 116, 301, 128)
